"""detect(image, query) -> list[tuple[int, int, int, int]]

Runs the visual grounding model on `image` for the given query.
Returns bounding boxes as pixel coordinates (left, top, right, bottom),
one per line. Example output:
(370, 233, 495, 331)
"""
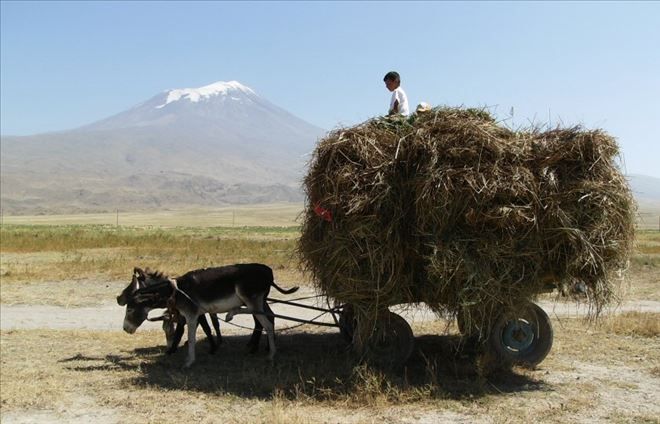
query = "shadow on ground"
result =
(63, 330, 548, 401)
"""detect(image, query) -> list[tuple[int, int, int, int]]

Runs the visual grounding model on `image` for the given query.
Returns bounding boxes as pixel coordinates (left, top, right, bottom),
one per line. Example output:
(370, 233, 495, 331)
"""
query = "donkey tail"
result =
(271, 281, 299, 294)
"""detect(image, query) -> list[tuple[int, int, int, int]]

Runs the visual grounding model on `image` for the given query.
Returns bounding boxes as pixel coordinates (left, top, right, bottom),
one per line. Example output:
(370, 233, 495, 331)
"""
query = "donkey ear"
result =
(134, 267, 145, 280)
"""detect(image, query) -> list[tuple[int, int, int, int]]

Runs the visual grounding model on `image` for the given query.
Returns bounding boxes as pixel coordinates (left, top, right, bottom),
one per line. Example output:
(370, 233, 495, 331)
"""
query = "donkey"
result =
(146, 304, 221, 355)
(131, 263, 298, 367)
(117, 267, 222, 354)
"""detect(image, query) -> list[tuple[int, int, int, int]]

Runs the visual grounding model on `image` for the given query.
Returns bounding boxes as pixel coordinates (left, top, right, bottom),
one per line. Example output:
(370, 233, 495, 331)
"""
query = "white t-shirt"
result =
(389, 87, 410, 116)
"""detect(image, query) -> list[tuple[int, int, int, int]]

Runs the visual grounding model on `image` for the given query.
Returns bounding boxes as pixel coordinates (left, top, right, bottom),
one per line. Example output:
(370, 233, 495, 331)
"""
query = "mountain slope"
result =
(1, 81, 324, 214)
(627, 174, 660, 203)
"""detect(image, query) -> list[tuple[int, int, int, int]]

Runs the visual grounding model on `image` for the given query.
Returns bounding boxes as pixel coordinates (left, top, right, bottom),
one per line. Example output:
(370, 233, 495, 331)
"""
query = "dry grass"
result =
(624, 231, 660, 301)
(0, 224, 305, 306)
(0, 225, 301, 285)
(634, 230, 660, 257)
(602, 312, 660, 338)
(1, 316, 658, 423)
(1, 202, 304, 227)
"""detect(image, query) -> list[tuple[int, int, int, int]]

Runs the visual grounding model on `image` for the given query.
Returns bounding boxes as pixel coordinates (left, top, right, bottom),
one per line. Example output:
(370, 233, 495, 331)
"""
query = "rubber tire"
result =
(489, 302, 553, 368)
(363, 311, 415, 368)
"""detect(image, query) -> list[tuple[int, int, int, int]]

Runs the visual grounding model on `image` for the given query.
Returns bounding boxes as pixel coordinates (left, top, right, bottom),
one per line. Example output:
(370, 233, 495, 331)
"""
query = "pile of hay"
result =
(298, 107, 635, 339)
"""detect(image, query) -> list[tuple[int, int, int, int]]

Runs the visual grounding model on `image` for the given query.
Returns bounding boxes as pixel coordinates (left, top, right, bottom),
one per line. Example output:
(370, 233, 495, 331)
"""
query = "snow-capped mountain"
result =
(156, 81, 257, 108)
(1, 81, 325, 214)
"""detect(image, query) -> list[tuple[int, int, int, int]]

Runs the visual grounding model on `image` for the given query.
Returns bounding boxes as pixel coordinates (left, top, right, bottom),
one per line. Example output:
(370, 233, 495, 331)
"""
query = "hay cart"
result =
(298, 108, 633, 370)
(259, 286, 554, 369)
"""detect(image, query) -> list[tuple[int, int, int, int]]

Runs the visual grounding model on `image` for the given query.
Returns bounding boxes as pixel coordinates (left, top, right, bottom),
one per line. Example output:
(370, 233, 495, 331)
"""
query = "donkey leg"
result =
(210, 314, 222, 345)
(263, 301, 276, 353)
(233, 293, 261, 352)
(247, 296, 275, 360)
(166, 316, 186, 355)
(255, 312, 276, 361)
(247, 316, 263, 353)
(184, 315, 198, 368)
(198, 314, 217, 354)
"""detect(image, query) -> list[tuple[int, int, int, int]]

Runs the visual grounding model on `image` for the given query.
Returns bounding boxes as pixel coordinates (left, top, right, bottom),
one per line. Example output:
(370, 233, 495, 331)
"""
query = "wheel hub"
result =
(502, 319, 535, 352)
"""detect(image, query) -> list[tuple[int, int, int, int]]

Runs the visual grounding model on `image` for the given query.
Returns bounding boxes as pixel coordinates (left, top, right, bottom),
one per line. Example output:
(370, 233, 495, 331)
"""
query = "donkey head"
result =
(116, 267, 146, 306)
(118, 267, 168, 334)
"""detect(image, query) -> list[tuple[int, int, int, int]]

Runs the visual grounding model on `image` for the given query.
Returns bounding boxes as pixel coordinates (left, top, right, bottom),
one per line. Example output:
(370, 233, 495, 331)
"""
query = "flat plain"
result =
(1, 206, 658, 423)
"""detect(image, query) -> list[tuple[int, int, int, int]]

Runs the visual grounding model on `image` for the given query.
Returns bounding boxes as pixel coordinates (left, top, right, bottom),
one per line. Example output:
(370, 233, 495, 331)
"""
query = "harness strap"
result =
(167, 278, 180, 320)
(167, 278, 201, 317)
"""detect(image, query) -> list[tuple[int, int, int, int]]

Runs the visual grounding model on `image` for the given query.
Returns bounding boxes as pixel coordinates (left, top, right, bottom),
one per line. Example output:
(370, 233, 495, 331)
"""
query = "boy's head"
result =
(383, 71, 400, 92)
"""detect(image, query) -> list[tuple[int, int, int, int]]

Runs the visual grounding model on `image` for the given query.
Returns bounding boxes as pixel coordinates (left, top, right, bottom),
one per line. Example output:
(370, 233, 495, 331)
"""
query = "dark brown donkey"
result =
(129, 263, 298, 367)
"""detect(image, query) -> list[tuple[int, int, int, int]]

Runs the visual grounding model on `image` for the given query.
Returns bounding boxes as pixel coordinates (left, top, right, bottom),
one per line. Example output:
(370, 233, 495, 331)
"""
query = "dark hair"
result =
(383, 71, 400, 83)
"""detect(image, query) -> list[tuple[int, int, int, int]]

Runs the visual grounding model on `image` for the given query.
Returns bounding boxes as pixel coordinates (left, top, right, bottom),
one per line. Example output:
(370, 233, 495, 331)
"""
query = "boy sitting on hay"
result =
(383, 71, 410, 117)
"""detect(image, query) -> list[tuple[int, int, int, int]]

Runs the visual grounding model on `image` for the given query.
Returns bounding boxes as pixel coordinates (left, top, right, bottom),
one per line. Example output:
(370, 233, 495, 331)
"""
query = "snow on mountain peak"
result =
(155, 80, 256, 109)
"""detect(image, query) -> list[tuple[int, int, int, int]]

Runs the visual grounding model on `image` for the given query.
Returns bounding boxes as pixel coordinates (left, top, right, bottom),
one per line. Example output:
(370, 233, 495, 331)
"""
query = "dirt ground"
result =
(1, 284, 660, 332)
(1, 280, 659, 423)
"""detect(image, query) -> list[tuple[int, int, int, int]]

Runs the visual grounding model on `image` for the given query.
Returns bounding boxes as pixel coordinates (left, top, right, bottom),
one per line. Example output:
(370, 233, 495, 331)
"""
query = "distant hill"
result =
(1, 81, 325, 214)
(627, 174, 660, 204)
(628, 174, 660, 230)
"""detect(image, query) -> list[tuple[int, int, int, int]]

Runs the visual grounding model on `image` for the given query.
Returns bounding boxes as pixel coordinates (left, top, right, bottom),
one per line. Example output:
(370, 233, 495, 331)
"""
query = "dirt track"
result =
(2, 286, 659, 332)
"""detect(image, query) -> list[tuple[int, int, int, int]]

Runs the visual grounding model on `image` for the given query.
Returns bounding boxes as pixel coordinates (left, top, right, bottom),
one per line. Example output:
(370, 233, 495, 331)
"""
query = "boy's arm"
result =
(388, 99, 399, 115)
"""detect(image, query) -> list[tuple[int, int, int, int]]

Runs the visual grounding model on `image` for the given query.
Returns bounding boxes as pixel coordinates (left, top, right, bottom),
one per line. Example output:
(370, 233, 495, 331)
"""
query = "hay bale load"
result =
(298, 107, 635, 343)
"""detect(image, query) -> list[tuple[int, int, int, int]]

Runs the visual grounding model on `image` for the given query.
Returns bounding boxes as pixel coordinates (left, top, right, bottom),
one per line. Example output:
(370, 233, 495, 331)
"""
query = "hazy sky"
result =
(1, 1, 659, 177)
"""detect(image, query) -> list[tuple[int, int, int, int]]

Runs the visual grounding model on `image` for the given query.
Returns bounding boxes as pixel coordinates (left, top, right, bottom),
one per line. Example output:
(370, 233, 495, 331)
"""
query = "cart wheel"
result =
(363, 311, 415, 368)
(489, 302, 553, 368)
(338, 304, 356, 343)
